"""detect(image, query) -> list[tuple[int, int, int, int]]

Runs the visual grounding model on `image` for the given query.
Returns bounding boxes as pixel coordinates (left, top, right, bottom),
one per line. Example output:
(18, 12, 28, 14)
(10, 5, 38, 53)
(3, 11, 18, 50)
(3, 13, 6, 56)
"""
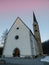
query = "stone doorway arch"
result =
(13, 48, 20, 57)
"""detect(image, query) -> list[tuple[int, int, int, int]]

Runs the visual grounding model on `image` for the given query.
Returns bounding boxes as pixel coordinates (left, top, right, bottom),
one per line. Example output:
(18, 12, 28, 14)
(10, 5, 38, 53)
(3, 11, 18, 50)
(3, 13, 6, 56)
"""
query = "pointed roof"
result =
(33, 12, 37, 23)
(8, 17, 32, 34)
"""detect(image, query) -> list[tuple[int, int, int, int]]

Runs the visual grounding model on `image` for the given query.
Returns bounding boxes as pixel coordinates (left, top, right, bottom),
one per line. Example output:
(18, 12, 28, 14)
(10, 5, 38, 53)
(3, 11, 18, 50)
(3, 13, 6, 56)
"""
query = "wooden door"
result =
(13, 48, 20, 57)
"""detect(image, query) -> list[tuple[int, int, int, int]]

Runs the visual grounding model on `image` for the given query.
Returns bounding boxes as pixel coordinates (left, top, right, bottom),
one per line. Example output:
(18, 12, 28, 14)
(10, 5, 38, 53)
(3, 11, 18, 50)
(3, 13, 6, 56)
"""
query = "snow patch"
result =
(41, 56, 49, 62)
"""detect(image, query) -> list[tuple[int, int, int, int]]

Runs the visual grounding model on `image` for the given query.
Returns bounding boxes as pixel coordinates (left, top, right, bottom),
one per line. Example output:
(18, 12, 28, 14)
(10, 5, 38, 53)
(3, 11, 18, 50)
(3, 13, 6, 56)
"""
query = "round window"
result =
(15, 35, 19, 40)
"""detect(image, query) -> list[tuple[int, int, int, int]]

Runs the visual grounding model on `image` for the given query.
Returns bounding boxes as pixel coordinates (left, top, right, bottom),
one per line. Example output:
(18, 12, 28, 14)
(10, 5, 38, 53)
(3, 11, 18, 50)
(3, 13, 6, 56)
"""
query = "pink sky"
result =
(0, 0, 49, 42)
(0, 0, 49, 13)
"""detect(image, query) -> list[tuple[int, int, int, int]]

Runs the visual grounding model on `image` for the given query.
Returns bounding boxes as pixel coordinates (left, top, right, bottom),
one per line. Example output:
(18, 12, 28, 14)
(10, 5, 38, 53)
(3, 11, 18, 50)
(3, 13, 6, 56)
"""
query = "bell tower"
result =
(33, 12, 43, 55)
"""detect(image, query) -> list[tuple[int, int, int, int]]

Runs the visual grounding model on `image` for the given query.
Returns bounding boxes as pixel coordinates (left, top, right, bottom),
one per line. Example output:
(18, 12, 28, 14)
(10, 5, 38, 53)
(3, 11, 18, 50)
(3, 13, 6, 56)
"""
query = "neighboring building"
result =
(2, 12, 43, 58)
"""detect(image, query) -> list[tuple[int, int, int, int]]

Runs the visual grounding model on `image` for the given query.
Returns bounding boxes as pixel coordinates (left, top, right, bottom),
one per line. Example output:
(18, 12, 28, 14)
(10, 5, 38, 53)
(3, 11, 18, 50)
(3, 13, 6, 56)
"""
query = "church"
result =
(2, 12, 43, 58)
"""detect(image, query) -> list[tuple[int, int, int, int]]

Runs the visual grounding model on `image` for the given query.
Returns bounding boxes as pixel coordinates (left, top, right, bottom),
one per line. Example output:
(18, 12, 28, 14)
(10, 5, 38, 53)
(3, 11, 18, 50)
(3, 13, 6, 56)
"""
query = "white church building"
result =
(2, 13, 43, 58)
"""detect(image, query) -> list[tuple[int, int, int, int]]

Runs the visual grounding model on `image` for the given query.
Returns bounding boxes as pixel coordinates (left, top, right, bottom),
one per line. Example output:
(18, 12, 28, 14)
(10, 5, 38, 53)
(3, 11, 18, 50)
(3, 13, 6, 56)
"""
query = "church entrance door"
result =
(13, 48, 20, 57)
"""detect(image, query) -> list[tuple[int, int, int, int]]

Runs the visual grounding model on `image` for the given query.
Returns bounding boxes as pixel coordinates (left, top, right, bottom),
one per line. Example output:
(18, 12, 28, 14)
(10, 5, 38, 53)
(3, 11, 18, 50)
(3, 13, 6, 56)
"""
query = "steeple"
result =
(33, 12, 37, 22)
(33, 12, 43, 55)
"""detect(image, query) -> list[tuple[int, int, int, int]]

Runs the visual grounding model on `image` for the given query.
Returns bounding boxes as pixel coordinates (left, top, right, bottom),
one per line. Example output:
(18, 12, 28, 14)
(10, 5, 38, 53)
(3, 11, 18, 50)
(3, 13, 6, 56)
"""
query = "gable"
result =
(8, 17, 31, 34)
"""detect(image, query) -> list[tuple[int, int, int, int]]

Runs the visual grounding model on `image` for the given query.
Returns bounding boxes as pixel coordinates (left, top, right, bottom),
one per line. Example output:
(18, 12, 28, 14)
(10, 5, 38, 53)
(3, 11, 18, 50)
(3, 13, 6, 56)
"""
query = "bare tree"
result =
(1, 29, 8, 43)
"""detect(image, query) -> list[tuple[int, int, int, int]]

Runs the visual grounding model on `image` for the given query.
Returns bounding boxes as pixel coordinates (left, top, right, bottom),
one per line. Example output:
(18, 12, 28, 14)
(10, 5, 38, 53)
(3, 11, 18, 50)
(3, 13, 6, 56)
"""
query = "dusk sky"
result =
(0, 0, 49, 44)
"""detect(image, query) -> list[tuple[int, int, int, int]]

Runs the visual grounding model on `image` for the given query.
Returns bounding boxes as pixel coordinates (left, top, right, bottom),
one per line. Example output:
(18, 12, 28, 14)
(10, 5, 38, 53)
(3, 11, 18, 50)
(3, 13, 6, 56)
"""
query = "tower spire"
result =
(33, 12, 37, 23)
